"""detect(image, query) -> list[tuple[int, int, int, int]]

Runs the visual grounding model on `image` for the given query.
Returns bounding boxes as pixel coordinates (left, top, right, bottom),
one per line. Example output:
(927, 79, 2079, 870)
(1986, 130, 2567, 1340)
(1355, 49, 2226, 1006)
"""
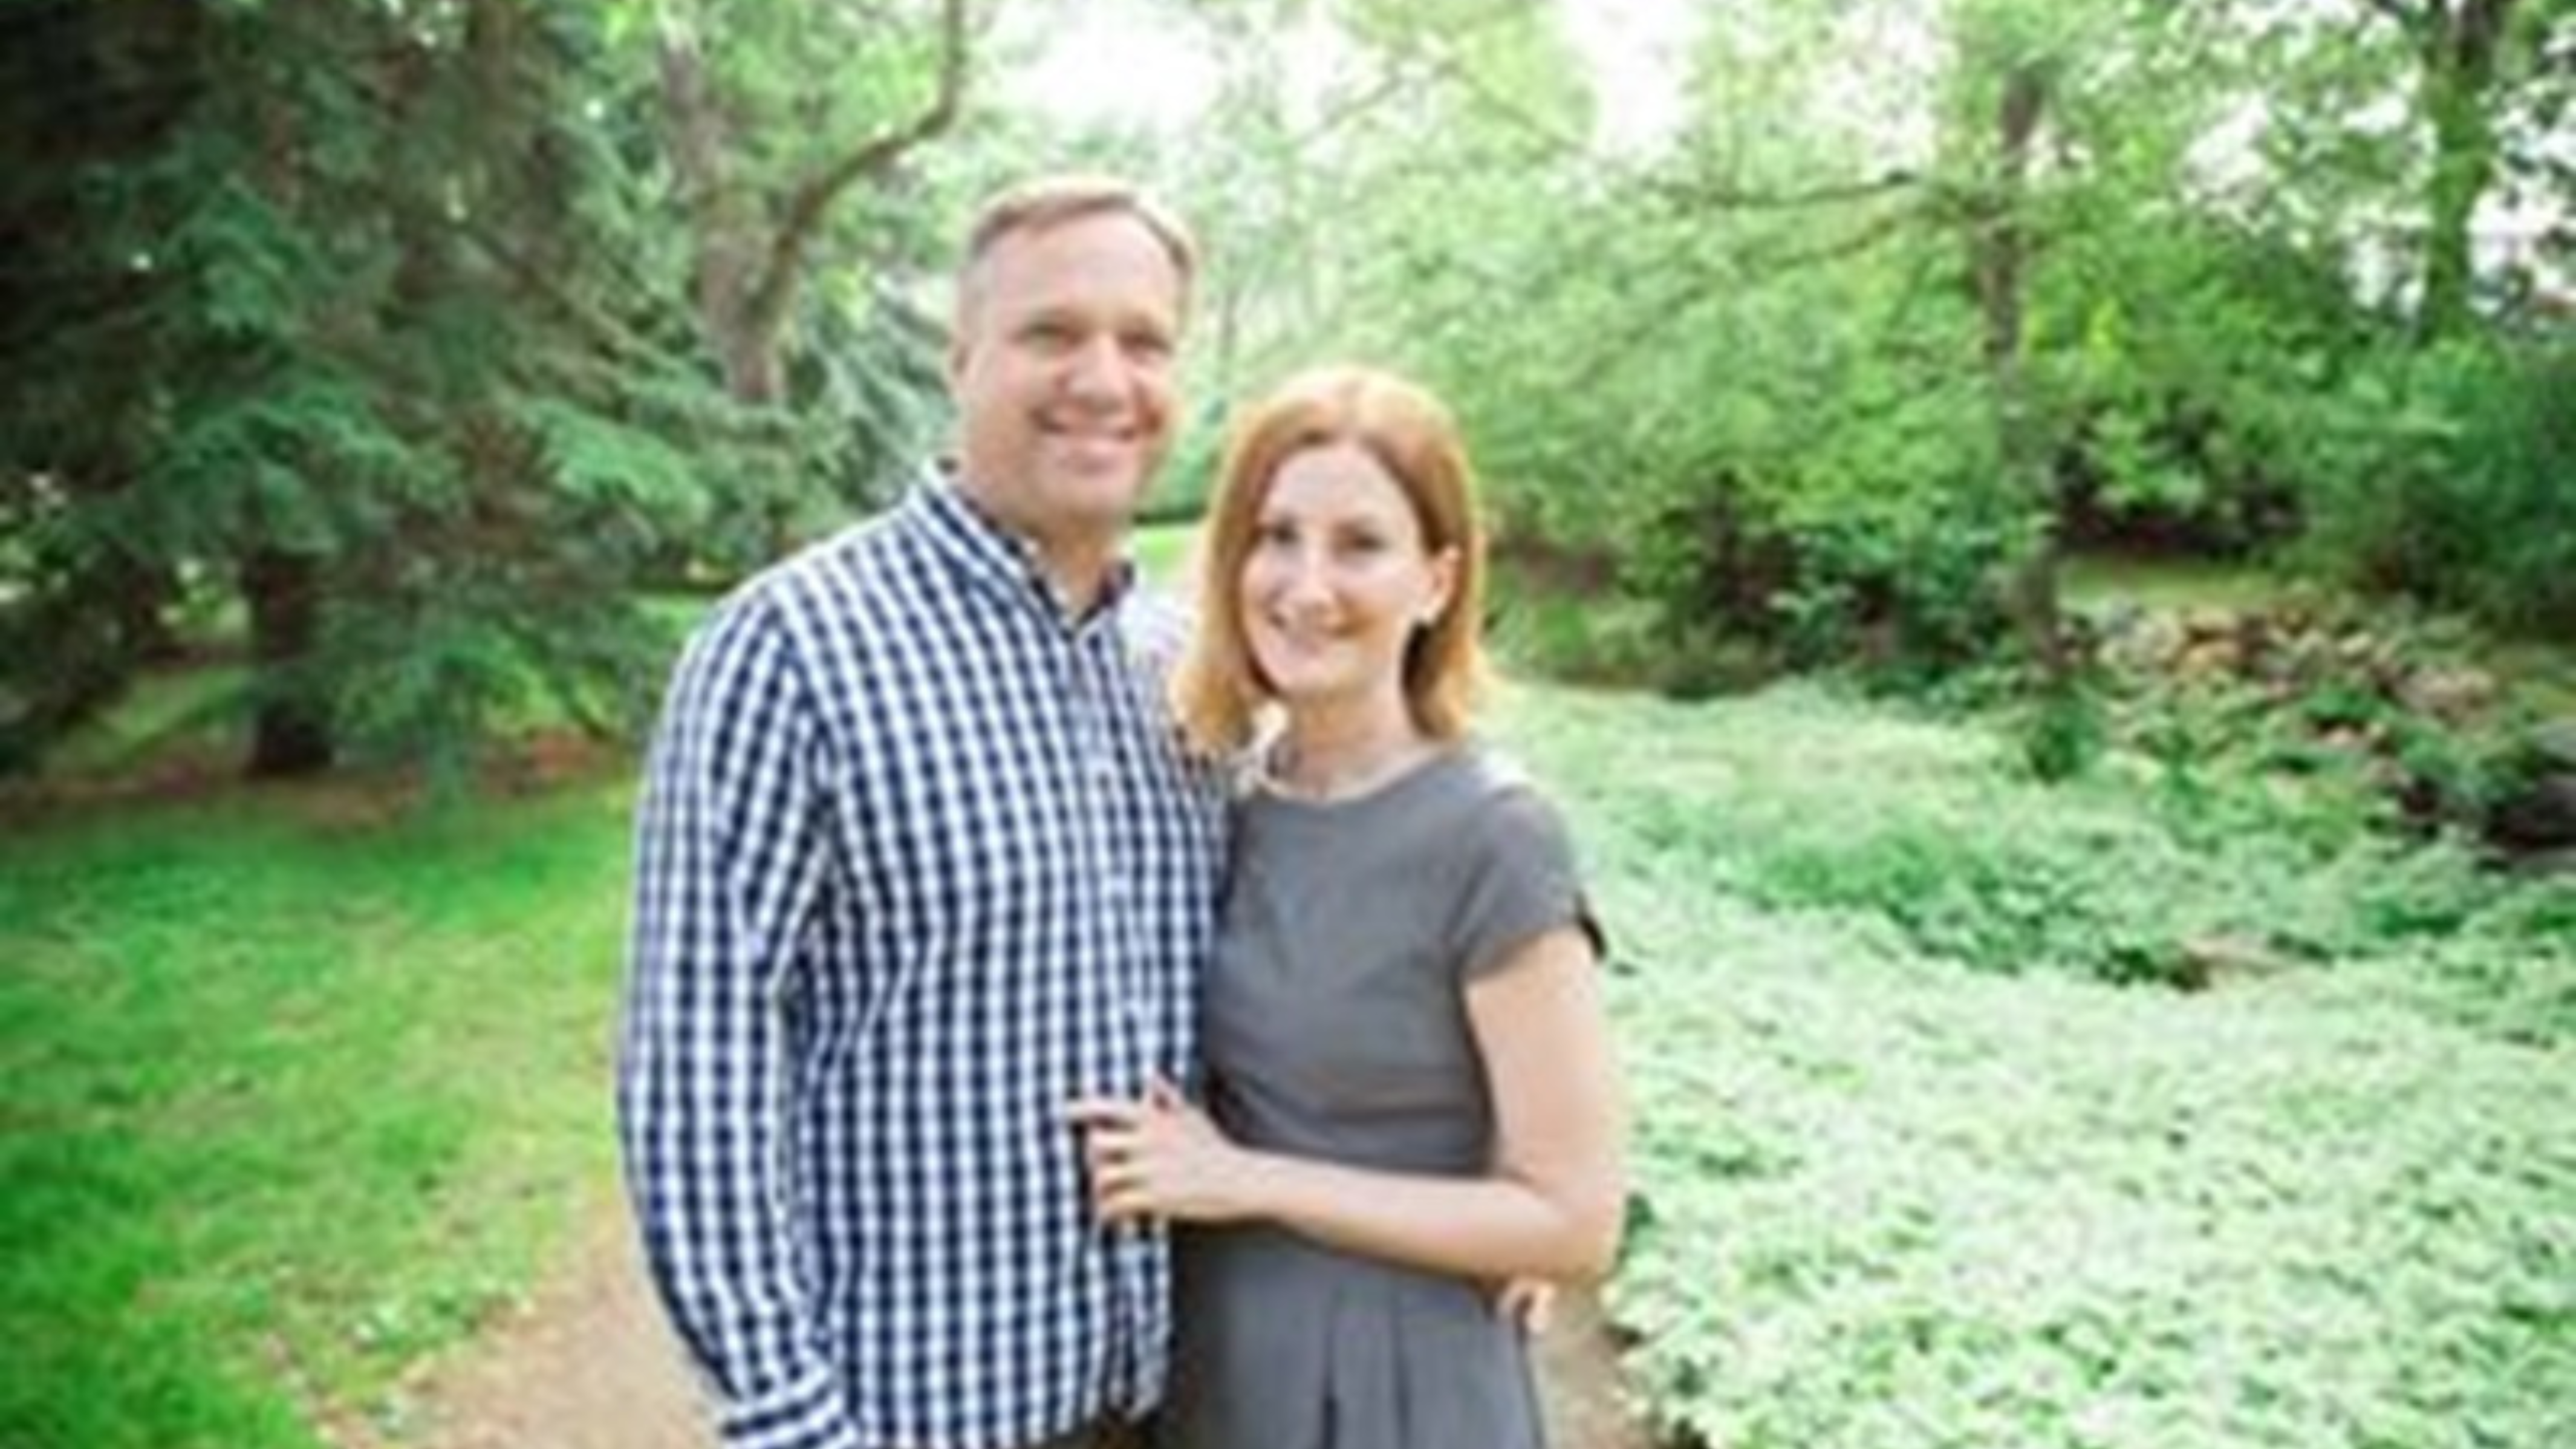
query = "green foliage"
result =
(0, 0, 755, 780)
(1512, 678, 2572, 1017)
(2015, 672, 2110, 783)
(0, 779, 636, 1448)
(1606, 923, 2576, 1449)
(1491, 681, 2576, 1449)
(2298, 336, 2576, 638)
(789, 279, 950, 527)
(15, 0, 2565, 775)
(1102, 0, 2575, 703)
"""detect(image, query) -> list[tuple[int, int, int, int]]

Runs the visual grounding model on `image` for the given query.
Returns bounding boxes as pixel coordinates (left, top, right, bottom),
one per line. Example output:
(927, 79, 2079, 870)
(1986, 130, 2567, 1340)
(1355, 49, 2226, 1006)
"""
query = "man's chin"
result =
(1042, 434, 1151, 475)
(1040, 464, 1154, 516)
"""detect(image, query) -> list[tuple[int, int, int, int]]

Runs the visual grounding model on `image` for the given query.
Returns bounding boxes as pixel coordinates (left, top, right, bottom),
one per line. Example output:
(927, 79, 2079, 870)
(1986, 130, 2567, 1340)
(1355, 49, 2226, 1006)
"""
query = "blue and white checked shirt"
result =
(619, 481, 1226, 1449)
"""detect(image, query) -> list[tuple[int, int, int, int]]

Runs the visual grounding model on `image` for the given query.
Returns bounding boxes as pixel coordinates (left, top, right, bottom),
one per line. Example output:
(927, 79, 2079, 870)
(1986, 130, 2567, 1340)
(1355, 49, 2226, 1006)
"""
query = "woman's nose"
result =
(1276, 548, 1335, 604)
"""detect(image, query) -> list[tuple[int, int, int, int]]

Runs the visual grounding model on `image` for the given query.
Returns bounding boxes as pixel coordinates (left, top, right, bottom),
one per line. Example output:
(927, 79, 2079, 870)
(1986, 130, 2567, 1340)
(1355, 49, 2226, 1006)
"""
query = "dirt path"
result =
(340, 1200, 1654, 1449)
(334, 1200, 705, 1449)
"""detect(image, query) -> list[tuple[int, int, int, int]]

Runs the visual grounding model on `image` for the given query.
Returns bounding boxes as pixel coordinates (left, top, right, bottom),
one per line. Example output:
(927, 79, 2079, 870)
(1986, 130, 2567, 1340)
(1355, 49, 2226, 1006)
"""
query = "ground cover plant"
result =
(0, 778, 634, 1448)
(1494, 683, 2575, 1449)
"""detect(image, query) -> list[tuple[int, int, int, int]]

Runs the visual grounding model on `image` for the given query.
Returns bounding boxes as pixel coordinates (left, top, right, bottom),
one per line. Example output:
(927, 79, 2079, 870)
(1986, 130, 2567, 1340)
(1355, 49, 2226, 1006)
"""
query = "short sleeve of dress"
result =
(1449, 784, 1600, 983)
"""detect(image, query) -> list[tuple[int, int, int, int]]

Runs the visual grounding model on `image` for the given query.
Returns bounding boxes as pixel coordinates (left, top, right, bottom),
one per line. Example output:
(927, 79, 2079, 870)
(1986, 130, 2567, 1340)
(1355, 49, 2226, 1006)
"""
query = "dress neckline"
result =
(1250, 742, 1468, 815)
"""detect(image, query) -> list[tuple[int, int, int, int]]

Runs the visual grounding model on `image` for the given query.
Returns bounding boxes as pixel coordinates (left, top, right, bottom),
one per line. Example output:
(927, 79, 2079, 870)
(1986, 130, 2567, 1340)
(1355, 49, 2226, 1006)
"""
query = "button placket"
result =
(1068, 628, 1156, 1081)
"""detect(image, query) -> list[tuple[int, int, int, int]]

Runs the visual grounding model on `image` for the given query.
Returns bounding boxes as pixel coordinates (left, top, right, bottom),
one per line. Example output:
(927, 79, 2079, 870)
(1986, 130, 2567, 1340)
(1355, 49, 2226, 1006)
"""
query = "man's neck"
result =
(1036, 540, 1123, 619)
(939, 469, 1128, 618)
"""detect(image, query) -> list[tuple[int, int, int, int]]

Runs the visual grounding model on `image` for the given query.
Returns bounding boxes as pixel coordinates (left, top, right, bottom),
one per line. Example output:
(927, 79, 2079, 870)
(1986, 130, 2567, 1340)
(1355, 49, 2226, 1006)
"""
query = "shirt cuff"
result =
(717, 1363, 863, 1449)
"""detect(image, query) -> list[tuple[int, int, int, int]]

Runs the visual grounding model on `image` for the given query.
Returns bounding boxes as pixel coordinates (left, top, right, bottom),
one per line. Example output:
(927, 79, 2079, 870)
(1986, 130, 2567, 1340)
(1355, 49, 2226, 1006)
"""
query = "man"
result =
(618, 176, 1225, 1449)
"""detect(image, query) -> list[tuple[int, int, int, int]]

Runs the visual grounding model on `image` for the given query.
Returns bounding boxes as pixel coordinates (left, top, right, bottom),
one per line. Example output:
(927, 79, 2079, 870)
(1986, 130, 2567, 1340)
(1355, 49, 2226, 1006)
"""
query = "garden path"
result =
(339, 1197, 1654, 1449)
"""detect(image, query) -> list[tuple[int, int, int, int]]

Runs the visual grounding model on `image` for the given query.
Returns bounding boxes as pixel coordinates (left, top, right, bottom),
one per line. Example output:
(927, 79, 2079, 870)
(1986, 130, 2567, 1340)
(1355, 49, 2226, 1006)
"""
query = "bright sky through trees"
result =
(1004, 0, 1708, 152)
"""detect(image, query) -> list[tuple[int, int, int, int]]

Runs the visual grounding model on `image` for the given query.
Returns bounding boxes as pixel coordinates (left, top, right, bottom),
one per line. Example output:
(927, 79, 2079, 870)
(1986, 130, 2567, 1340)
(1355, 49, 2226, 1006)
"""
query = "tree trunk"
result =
(2416, 0, 2513, 337)
(657, 32, 779, 406)
(653, 5, 966, 558)
(1973, 63, 2068, 697)
(113, 557, 181, 663)
(656, 0, 967, 413)
(242, 547, 335, 777)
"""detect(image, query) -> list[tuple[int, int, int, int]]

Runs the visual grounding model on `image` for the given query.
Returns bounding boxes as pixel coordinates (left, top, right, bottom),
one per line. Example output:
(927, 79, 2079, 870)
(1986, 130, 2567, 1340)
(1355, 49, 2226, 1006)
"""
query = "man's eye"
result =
(1124, 331, 1173, 360)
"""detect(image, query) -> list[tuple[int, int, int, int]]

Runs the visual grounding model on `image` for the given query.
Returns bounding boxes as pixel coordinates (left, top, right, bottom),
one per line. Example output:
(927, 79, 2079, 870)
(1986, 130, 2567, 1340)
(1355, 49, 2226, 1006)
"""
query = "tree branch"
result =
(654, 28, 733, 228)
(744, 0, 968, 342)
(1406, 24, 1921, 216)
(456, 215, 681, 375)
(1650, 166, 1927, 215)
(2360, 0, 2439, 47)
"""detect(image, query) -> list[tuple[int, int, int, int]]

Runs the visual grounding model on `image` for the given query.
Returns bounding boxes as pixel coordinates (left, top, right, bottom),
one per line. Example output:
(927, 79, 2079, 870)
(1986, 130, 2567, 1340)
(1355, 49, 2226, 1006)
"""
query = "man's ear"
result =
(945, 281, 976, 389)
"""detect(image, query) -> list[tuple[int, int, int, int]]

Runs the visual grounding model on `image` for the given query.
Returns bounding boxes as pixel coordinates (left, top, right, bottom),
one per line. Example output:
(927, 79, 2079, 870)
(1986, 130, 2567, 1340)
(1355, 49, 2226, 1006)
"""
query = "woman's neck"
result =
(1271, 704, 1435, 802)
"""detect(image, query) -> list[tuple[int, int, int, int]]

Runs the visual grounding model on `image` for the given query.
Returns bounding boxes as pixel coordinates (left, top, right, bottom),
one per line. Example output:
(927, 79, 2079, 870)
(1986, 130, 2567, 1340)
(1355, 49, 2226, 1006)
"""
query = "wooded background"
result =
(4, 0, 2569, 781)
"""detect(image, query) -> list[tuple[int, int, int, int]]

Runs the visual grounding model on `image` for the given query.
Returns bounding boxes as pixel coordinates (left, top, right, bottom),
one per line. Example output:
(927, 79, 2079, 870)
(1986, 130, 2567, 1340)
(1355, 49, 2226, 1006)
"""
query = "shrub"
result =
(2299, 337, 2576, 639)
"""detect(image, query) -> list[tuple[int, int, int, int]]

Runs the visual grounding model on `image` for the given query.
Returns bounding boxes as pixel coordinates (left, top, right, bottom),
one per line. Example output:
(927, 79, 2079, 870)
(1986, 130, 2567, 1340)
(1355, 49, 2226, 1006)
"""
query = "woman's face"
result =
(1237, 442, 1456, 716)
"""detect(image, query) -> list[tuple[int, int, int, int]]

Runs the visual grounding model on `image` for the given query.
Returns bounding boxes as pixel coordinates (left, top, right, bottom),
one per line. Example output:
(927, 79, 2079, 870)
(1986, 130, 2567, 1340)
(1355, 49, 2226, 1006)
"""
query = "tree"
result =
(2358, 0, 2568, 335)
(2, 0, 726, 778)
(643, 0, 968, 559)
(652, 0, 967, 405)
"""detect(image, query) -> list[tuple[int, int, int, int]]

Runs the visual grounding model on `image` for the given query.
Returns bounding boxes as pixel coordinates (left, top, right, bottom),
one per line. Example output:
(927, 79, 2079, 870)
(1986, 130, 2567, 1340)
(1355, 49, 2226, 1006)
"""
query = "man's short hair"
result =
(957, 175, 1198, 322)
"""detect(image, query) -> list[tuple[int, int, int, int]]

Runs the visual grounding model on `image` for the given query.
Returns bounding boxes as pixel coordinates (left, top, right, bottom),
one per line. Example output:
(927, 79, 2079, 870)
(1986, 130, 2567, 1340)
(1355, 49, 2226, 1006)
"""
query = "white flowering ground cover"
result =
(1492, 682, 2575, 1449)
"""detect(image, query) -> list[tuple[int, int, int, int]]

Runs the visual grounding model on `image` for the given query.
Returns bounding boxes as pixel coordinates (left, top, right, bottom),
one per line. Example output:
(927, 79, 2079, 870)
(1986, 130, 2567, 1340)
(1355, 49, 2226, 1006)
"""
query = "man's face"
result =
(948, 212, 1186, 566)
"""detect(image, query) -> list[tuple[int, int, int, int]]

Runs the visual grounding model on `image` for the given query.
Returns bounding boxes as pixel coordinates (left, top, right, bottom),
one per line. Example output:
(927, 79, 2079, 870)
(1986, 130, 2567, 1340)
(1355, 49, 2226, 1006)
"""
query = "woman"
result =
(1071, 365, 1627, 1449)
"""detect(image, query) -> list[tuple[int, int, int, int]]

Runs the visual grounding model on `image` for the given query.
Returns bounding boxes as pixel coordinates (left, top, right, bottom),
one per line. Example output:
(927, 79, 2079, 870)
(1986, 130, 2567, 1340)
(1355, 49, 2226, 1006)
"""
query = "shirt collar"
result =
(908, 465, 1137, 628)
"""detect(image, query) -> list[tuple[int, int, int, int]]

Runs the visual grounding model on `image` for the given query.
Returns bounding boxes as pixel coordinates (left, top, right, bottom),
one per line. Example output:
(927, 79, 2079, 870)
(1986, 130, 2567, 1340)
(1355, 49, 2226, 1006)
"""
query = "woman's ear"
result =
(1420, 545, 1463, 627)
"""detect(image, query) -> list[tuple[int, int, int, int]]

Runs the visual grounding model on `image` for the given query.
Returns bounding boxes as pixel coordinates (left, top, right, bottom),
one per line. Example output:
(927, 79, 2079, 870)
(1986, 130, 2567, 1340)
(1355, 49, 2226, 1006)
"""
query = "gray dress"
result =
(1159, 746, 1595, 1449)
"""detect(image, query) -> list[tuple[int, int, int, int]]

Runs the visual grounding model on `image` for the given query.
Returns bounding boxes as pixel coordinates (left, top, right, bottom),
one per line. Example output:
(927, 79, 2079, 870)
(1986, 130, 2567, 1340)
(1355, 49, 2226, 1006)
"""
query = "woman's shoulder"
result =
(1442, 743, 1563, 823)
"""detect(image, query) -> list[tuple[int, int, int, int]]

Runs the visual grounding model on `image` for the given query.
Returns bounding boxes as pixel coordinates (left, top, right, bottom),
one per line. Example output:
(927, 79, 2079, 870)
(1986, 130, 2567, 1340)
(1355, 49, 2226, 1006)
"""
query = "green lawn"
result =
(1, 778, 634, 1448)
(5, 672, 2571, 1448)
(2064, 553, 2291, 615)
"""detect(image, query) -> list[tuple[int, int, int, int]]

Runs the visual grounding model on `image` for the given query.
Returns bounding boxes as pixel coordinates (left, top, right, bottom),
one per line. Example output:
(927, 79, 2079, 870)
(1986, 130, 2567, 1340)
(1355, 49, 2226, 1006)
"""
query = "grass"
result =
(1489, 682, 2576, 1449)
(0, 775, 636, 1448)
(2482, 636, 2576, 720)
(42, 662, 248, 780)
(2063, 552, 2291, 614)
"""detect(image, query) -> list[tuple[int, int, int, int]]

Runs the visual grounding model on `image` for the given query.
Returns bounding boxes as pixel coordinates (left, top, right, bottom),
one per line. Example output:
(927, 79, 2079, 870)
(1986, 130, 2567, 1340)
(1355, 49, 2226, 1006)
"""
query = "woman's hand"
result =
(1494, 1275, 1558, 1335)
(1067, 1076, 1258, 1226)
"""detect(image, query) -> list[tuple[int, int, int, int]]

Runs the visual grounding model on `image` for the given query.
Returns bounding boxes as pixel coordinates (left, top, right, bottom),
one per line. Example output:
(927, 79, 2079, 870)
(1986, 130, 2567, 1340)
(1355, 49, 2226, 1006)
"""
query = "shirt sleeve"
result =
(1450, 783, 1603, 983)
(616, 594, 860, 1449)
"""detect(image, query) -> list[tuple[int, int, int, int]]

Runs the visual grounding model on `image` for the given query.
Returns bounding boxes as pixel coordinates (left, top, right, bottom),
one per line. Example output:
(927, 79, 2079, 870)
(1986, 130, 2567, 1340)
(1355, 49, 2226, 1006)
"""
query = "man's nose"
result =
(1061, 333, 1127, 396)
